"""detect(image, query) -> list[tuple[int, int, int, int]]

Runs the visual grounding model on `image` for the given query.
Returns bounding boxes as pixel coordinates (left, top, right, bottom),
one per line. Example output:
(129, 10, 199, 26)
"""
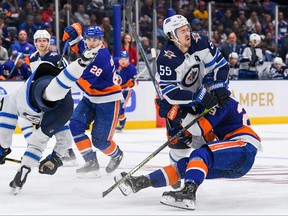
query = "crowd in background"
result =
(0, 0, 288, 81)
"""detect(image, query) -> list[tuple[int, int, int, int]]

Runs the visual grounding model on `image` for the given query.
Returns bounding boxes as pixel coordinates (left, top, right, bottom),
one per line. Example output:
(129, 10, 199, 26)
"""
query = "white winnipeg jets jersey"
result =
(156, 33, 229, 106)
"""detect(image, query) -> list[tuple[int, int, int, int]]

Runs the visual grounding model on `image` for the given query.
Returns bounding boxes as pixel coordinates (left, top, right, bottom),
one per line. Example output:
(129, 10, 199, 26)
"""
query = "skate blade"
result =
(10, 186, 21, 195)
(76, 170, 101, 179)
(160, 195, 195, 210)
(114, 175, 133, 196)
(115, 129, 123, 133)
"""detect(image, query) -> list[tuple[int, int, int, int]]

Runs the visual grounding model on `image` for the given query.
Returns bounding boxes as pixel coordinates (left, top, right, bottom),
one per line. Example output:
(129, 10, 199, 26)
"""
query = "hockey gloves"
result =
(62, 23, 83, 53)
(78, 48, 100, 67)
(155, 98, 183, 123)
(39, 151, 63, 175)
(192, 86, 218, 109)
(0, 145, 11, 164)
(167, 125, 192, 146)
(209, 82, 231, 107)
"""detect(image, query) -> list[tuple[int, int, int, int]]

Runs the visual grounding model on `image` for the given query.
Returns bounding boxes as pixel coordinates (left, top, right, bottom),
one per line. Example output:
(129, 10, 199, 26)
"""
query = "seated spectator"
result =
(260, 57, 288, 79)
(238, 33, 264, 80)
(246, 11, 261, 33)
(1, 52, 31, 80)
(42, 2, 54, 23)
(221, 32, 241, 61)
(42, 22, 54, 38)
(193, 1, 208, 25)
(191, 18, 205, 34)
(74, 4, 90, 30)
(10, 30, 36, 63)
(49, 37, 57, 52)
(121, 33, 138, 66)
(228, 52, 240, 80)
(0, 37, 9, 61)
(261, 32, 276, 61)
(19, 15, 39, 44)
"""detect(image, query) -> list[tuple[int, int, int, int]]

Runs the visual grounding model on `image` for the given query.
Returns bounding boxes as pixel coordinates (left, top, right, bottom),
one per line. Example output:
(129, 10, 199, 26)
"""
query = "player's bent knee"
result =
(91, 136, 109, 150)
(69, 119, 86, 136)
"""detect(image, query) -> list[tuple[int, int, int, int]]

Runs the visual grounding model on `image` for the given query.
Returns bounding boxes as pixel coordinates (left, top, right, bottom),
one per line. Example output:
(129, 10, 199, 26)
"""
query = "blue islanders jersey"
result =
(75, 41, 123, 103)
(30, 51, 68, 72)
(156, 33, 229, 106)
(114, 60, 137, 90)
(1, 60, 31, 80)
(10, 42, 36, 56)
(183, 97, 262, 151)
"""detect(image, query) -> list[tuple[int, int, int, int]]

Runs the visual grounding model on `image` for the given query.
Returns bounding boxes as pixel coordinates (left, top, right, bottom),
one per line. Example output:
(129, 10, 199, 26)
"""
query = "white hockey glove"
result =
(78, 45, 102, 67)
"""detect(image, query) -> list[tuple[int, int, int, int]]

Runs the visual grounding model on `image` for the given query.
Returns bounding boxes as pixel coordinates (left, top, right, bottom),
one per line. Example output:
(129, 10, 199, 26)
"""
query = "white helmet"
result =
(34, 30, 51, 51)
(163, 15, 190, 39)
(273, 57, 283, 65)
(229, 52, 239, 59)
(249, 33, 261, 47)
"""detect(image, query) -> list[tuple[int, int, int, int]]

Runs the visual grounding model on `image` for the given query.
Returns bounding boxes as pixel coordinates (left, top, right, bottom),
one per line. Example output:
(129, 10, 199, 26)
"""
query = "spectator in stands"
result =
(89, 13, 98, 26)
(211, 1, 224, 27)
(1, 52, 31, 80)
(262, 32, 276, 61)
(86, 0, 105, 22)
(280, 33, 288, 62)
(19, 1, 34, 22)
(193, 1, 208, 25)
(141, 0, 153, 19)
(59, 3, 75, 46)
(101, 17, 113, 53)
(0, 37, 8, 61)
(184, 3, 195, 23)
(221, 32, 241, 61)
(262, 0, 278, 18)
(157, 18, 166, 43)
(19, 15, 39, 44)
(228, 52, 240, 80)
(42, 2, 54, 23)
(74, 4, 90, 30)
(139, 15, 153, 40)
(191, 18, 202, 34)
(121, 33, 138, 66)
(215, 23, 227, 44)
(261, 13, 272, 34)
(221, 9, 233, 34)
(238, 33, 264, 80)
(274, 12, 288, 48)
(211, 30, 223, 49)
(42, 22, 54, 38)
(139, 37, 151, 61)
(246, 11, 261, 33)
(260, 57, 288, 79)
(237, 10, 247, 27)
(49, 37, 57, 52)
(10, 30, 36, 60)
(34, 12, 43, 30)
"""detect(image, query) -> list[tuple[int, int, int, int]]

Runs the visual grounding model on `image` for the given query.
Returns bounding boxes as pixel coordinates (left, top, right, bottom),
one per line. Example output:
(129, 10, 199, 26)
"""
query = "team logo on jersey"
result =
(113, 73, 122, 85)
(164, 50, 176, 59)
(23, 112, 41, 125)
(182, 65, 200, 87)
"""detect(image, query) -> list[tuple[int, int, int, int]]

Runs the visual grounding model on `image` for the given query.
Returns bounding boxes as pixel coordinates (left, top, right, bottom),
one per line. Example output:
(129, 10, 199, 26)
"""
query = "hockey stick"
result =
(125, 0, 172, 129)
(57, 41, 69, 68)
(5, 157, 21, 164)
(72, 107, 213, 199)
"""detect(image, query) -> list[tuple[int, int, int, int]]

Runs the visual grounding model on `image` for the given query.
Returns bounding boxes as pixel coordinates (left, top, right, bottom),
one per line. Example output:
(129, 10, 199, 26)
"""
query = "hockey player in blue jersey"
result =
(115, 96, 262, 210)
(0, 48, 98, 194)
(62, 23, 124, 177)
(18, 29, 78, 167)
(155, 14, 231, 186)
(1, 52, 31, 80)
(114, 50, 137, 132)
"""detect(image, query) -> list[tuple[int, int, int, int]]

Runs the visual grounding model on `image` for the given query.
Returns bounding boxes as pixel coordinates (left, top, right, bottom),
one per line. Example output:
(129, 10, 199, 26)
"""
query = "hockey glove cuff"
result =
(155, 98, 183, 122)
(192, 86, 218, 109)
(209, 82, 230, 107)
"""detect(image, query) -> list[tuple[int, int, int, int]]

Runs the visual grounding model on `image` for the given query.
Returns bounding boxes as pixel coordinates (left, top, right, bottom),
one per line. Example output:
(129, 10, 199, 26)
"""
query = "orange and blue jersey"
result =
(75, 40, 123, 103)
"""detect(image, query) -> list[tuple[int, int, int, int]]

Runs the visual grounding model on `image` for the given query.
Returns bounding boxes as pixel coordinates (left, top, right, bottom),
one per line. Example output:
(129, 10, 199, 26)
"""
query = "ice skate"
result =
(105, 150, 123, 173)
(160, 183, 198, 210)
(61, 148, 78, 167)
(76, 157, 101, 178)
(9, 165, 31, 195)
(115, 125, 124, 133)
(114, 172, 152, 196)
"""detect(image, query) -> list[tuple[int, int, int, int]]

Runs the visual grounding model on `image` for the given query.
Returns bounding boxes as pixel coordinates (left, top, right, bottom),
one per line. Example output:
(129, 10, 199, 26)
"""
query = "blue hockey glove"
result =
(155, 98, 183, 123)
(192, 86, 218, 109)
(39, 151, 63, 175)
(209, 82, 230, 107)
(62, 23, 83, 47)
(0, 145, 11, 164)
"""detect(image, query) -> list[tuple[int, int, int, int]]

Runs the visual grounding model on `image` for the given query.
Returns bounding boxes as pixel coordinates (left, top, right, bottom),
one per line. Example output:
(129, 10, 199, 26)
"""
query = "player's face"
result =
(50, 44, 57, 52)
(274, 63, 282, 70)
(176, 25, 191, 48)
(85, 37, 101, 49)
(119, 58, 129, 67)
(36, 38, 49, 52)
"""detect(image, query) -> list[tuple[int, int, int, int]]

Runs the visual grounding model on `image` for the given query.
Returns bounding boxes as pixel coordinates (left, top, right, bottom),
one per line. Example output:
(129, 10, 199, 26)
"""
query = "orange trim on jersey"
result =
(108, 100, 120, 140)
(187, 159, 208, 175)
(122, 89, 132, 109)
(119, 113, 125, 120)
(204, 131, 217, 142)
(102, 140, 117, 155)
(198, 117, 213, 134)
(163, 165, 179, 186)
(77, 78, 122, 96)
(209, 140, 247, 152)
(76, 138, 92, 151)
(121, 79, 135, 89)
(223, 126, 261, 142)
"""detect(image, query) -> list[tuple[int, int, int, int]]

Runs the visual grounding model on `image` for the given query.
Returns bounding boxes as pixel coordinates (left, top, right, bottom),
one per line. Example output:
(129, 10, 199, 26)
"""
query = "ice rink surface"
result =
(1, 124, 288, 215)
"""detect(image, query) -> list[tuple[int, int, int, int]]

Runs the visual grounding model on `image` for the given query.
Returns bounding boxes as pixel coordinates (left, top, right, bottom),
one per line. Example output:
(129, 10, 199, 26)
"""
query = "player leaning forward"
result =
(0, 47, 98, 194)
(62, 23, 124, 177)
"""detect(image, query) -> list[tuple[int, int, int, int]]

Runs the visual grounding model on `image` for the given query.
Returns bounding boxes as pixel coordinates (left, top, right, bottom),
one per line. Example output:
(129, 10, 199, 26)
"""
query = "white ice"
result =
(1, 124, 288, 215)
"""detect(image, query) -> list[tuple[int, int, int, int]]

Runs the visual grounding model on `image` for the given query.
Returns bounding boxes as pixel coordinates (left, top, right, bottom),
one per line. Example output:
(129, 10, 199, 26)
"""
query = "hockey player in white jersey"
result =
(18, 29, 78, 167)
(155, 15, 230, 187)
(0, 47, 98, 195)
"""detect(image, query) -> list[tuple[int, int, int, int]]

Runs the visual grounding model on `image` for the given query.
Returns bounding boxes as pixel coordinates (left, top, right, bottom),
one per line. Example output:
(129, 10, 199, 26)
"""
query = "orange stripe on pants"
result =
(76, 138, 92, 152)
(209, 141, 246, 152)
(187, 160, 208, 176)
(102, 140, 117, 155)
(108, 101, 120, 140)
(163, 165, 179, 186)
